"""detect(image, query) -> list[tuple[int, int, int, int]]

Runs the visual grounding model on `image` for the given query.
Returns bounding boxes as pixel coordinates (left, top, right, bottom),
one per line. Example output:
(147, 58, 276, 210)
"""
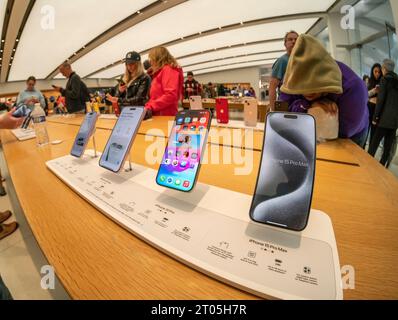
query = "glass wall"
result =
(348, 0, 397, 77)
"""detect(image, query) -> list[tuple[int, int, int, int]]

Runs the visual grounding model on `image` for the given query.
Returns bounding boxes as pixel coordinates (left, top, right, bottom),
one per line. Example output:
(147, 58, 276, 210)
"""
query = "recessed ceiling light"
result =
(16, 39, 19, 42)
(1, 40, 4, 43)
(240, 21, 244, 25)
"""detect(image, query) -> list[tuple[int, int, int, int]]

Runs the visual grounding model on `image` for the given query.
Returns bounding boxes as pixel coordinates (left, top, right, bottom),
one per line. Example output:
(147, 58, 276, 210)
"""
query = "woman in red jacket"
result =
(145, 47, 184, 117)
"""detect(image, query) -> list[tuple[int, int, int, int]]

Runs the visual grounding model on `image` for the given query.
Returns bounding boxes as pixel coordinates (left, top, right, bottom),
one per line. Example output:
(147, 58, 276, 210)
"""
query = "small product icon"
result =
(248, 251, 257, 259)
(182, 227, 190, 233)
(304, 267, 311, 275)
(219, 241, 229, 249)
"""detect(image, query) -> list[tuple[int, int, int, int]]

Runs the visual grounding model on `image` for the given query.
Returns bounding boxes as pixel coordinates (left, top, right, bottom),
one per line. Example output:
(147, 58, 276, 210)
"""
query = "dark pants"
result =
(366, 102, 377, 146)
(0, 276, 13, 300)
(368, 127, 397, 166)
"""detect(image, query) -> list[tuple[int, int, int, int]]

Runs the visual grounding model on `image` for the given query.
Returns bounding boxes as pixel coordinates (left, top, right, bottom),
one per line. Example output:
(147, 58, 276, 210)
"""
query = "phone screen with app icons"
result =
(156, 110, 212, 192)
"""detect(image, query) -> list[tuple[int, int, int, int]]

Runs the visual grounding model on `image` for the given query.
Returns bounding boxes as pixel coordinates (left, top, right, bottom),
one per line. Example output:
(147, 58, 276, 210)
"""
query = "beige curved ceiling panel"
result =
(8, 0, 157, 81)
(72, 0, 334, 77)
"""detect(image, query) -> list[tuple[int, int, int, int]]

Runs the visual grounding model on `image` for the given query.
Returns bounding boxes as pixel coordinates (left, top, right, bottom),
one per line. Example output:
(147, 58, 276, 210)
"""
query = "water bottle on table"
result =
(31, 104, 49, 146)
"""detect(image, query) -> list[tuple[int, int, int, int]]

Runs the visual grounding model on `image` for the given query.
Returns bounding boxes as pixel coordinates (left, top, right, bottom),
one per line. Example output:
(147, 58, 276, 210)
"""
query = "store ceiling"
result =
(0, 0, 338, 82)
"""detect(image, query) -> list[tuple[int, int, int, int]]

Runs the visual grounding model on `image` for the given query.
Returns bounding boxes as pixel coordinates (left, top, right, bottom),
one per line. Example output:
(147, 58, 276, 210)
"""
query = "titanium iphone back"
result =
(249, 112, 316, 231)
(189, 96, 203, 110)
(244, 99, 258, 127)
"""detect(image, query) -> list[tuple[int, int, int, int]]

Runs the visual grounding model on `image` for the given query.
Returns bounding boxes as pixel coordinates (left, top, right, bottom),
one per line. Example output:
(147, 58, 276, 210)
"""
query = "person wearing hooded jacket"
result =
(145, 47, 184, 117)
(368, 59, 398, 167)
(367, 63, 383, 144)
(280, 34, 369, 147)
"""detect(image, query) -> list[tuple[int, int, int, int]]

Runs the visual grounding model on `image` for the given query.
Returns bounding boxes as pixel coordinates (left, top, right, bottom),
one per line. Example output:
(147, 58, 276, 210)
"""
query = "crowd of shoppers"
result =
(368, 59, 398, 167)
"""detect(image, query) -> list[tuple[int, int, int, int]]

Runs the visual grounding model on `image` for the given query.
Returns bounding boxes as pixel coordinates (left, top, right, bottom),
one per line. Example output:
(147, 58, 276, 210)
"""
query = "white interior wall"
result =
(0, 79, 116, 95)
(193, 66, 269, 98)
(391, 0, 398, 29)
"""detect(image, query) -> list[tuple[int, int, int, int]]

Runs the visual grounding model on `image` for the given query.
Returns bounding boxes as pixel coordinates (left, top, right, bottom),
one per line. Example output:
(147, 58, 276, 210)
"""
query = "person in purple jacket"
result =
(280, 34, 369, 147)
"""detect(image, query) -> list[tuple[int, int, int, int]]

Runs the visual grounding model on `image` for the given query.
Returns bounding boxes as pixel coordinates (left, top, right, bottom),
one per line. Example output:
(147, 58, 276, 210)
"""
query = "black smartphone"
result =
(21, 116, 32, 129)
(99, 107, 145, 173)
(249, 112, 316, 231)
(156, 110, 212, 192)
(70, 112, 99, 158)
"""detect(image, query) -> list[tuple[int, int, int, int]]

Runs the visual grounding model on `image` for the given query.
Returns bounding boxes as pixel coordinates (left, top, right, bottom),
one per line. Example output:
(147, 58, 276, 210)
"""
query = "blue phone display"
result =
(156, 110, 211, 192)
(13, 105, 32, 118)
(99, 107, 145, 173)
(70, 112, 99, 158)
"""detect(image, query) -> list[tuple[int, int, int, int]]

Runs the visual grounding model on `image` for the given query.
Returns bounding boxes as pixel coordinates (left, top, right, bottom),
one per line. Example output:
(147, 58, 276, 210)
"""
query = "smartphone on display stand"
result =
(249, 112, 316, 231)
(189, 96, 203, 110)
(156, 110, 212, 192)
(215, 98, 229, 124)
(243, 99, 258, 127)
(21, 116, 33, 129)
(70, 112, 99, 158)
(99, 107, 146, 173)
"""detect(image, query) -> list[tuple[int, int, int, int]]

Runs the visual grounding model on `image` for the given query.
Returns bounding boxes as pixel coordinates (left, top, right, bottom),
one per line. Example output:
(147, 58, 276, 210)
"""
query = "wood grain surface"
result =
(1, 117, 398, 300)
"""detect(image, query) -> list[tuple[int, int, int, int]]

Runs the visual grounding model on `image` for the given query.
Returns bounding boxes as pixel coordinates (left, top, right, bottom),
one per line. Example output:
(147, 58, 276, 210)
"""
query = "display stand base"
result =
(211, 119, 265, 131)
(99, 114, 118, 120)
(11, 128, 36, 141)
(46, 150, 343, 300)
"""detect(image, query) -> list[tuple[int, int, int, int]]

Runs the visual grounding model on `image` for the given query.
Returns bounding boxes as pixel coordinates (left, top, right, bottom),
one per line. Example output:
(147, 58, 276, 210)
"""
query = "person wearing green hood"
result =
(280, 34, 369, 147)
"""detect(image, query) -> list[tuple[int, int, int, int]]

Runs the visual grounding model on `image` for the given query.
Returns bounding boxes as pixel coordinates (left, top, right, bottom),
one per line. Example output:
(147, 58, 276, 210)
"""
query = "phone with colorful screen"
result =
(156, 110, 212, 192)
(70, 112, 99, 158)
(99, 107, 145, 173)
